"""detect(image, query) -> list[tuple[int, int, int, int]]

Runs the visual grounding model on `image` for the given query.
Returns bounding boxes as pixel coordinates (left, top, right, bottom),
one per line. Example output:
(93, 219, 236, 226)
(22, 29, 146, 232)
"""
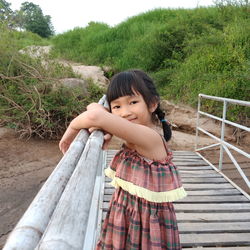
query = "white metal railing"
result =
(195, 93, 250, 192)
(3, 95, 108, 250)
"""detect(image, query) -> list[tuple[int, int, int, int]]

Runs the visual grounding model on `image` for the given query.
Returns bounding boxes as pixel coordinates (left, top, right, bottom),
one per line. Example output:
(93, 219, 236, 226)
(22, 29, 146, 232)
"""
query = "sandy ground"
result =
(0, 127, 249, 248)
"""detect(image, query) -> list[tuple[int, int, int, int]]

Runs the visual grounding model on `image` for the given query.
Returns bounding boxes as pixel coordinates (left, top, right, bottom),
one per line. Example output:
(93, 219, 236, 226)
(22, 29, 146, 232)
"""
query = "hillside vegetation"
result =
(0, 2, 249, 140)
(0, 24, 103, 139)
(52, 4, 250, 123)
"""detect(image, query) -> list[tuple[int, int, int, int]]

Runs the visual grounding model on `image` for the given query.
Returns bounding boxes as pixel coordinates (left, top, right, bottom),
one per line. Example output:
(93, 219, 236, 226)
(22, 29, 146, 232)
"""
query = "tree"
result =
(0, 0, 54, 36)
(19, 1, 54, 37)
(213, 0, 249, 6)
(0, 0, 14, 26)
(0, 0, 12, 19)
(0, 1, 23, 30)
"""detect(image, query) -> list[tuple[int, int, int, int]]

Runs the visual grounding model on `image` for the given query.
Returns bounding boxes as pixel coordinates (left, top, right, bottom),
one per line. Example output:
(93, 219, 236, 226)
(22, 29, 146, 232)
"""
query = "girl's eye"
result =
(130, 101, 138, 105)
(112, 105, 120, 109)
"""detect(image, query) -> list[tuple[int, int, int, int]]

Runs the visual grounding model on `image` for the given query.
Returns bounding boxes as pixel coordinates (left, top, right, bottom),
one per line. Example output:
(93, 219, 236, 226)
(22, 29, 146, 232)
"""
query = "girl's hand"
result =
(59, 126, 80, 154)
(88, 126, 113, 150)
(102, 132, 112, 150)
(86, 104, 111, 149)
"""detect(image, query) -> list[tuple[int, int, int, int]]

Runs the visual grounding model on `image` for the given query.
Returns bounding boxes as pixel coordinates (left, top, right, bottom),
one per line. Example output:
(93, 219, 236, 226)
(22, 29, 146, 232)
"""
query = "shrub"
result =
(0, 59, 104, 139)
(0, 25, 104, 139)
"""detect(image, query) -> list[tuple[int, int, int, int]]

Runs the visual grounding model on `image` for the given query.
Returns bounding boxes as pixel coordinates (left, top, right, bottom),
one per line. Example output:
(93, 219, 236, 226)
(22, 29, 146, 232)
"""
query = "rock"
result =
(19, 45, 109, 88)
(19, 45, 52, 58)
(72, 65, 109, 87)
(58, 78, 89, 96)
(160, 100, 176, 115)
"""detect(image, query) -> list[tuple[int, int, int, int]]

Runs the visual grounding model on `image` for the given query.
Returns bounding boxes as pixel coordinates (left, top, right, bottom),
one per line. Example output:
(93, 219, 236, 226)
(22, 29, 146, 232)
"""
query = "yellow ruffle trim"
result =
(105, 167, 187, 203)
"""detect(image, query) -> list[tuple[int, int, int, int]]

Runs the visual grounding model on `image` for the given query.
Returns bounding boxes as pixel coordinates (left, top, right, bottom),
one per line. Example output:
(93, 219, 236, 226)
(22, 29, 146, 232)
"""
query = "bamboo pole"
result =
(3, 130, 89, 250)
(36, 130, 104, 250)
(3, 95, 107, 250)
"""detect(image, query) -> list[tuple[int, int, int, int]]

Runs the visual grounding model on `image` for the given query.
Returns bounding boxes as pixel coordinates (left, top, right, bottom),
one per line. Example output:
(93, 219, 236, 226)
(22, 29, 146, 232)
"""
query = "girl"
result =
(59, 69, 187, 250)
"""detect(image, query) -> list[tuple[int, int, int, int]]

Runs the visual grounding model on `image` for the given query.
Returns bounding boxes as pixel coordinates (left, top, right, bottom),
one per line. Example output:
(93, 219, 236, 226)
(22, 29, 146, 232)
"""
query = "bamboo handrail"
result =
(3, 95, 107, 250)
(36, 130, 104, 250)
(3, 130, 89, 250)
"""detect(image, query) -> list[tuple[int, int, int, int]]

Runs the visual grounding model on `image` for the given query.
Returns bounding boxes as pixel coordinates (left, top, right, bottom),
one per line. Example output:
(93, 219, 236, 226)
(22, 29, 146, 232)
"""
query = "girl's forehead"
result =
(111, 93, 142, 103)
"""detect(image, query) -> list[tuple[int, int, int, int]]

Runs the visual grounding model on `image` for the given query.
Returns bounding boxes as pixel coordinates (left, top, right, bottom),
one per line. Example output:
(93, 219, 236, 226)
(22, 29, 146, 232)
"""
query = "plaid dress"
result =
(96, 143, 187, 250)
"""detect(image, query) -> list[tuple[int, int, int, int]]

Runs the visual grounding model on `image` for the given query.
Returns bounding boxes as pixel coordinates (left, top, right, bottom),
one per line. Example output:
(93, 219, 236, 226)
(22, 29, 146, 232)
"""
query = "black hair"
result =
(106, 69, 172, 142)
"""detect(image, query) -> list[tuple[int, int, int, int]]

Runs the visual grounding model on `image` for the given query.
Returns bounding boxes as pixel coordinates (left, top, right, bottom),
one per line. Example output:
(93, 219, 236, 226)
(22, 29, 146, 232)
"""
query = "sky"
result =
(8, 0, 215, 34)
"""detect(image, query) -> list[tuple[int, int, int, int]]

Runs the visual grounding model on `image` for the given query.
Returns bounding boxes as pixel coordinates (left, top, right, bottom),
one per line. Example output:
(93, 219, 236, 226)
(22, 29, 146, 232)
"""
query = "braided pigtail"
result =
(154, 105, 172, 142)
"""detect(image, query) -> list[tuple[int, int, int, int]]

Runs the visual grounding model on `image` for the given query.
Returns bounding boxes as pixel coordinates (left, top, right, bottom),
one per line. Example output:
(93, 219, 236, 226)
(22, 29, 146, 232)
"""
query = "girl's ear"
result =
(149, 102, 158, 113)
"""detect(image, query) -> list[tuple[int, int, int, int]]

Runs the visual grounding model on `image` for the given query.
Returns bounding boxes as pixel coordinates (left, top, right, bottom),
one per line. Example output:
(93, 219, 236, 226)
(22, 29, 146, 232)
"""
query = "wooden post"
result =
(36, 130, 104, 250)
(3, 130, 89, 250)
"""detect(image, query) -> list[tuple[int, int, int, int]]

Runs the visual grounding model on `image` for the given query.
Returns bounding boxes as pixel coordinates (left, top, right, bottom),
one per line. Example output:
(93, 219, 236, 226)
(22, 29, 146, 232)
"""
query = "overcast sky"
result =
(8, 0, 215, 34)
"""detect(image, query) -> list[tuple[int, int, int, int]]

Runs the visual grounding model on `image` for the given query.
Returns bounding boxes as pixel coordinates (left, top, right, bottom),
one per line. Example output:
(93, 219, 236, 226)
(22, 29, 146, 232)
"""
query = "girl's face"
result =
(110, 92, 157, 127)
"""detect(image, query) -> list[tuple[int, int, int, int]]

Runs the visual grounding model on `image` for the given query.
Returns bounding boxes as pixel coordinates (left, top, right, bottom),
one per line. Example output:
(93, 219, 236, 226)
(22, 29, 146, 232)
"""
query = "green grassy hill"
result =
(52, 5, 250, 119)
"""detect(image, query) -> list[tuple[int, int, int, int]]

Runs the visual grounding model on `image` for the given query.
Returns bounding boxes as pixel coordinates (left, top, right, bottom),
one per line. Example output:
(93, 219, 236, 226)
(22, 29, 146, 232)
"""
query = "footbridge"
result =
(3, 94, 250, 250)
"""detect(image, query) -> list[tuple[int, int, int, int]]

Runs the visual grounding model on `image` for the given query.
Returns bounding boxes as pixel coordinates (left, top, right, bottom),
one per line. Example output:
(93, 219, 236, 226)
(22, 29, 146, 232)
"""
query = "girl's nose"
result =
(120, 106, 132, 118)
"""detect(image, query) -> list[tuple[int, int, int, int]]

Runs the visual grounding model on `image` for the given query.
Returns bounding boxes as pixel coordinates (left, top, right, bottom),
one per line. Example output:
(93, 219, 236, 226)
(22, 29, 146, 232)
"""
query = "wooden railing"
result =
(3, 96, 107, 250)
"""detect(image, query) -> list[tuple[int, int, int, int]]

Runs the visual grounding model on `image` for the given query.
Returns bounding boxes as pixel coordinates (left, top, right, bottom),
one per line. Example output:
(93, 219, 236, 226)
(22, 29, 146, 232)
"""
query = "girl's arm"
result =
(68, 106, 163, 154)
(59, 103, 111, 154)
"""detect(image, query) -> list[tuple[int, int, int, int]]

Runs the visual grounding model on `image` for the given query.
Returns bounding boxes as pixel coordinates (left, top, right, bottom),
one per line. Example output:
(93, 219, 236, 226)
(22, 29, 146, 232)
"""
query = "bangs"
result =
(106, 70, 159, 110)
(107, 71, 142, 105)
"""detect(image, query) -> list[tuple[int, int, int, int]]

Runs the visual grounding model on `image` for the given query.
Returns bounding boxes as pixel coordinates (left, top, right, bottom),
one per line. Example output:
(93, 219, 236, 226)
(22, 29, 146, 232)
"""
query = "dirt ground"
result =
(0, 127, 249, 248)
(200, 147, 250, 195)
(0, 128, 61, 248)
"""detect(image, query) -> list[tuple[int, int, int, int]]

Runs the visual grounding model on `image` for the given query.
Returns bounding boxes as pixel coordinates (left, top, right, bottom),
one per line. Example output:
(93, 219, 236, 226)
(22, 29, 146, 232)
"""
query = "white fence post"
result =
(195, 94, 201, 151)
(219, 100, 227, 170)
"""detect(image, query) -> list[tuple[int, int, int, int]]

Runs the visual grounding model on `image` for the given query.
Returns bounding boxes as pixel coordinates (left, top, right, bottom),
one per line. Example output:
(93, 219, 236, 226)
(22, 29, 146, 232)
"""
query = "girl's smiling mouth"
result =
(128, 118, 137, 122)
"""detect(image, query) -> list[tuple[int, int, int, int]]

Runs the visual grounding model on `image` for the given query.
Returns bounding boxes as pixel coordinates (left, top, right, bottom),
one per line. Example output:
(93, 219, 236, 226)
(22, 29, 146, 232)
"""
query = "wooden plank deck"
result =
(97, 150, 250, 249)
